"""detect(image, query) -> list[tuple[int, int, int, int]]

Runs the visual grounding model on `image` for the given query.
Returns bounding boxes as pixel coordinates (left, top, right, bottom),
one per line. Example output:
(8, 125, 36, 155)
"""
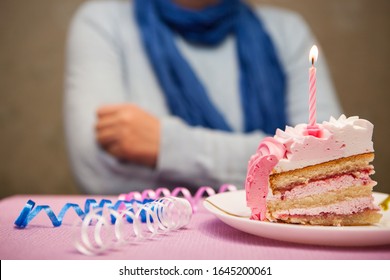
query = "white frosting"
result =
(273, 115, 374, 172)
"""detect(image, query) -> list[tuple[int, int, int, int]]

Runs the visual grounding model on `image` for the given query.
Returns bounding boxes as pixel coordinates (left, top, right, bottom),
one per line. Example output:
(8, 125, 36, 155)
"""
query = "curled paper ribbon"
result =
(73, 196, 192, 255)
(14, 198, 153, 228)
(118, 184, 237, 212)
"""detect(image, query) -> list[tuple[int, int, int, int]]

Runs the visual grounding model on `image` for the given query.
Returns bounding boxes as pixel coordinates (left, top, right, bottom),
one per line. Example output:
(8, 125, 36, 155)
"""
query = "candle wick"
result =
(311, 57, 315, 66)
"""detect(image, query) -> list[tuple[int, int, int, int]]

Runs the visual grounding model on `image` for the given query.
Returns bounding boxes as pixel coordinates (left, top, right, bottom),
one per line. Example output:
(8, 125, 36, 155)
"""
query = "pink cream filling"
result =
(268, 173, 376, 201)
(273, 197, 380, 217)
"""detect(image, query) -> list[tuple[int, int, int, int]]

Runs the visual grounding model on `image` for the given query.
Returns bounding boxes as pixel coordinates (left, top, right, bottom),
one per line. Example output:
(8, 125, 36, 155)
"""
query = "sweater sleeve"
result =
(64, 2, 160, 194)
(157, 117, 267, 188)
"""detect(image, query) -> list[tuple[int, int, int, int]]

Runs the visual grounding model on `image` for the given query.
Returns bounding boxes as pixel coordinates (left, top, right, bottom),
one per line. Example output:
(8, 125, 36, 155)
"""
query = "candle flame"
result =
(309, 45, 318, 65)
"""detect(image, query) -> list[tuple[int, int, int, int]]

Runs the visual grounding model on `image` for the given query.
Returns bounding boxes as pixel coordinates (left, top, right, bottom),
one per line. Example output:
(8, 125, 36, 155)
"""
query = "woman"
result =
(64, 0, 341, 194)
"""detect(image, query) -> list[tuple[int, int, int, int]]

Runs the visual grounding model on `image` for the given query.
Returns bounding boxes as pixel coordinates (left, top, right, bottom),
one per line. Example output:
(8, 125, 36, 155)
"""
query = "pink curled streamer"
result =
(118, 184, 237, 212)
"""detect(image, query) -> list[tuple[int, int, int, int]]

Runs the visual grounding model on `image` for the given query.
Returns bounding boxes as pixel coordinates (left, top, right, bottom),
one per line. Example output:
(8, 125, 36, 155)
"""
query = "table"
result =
(1, 195, 389, 260)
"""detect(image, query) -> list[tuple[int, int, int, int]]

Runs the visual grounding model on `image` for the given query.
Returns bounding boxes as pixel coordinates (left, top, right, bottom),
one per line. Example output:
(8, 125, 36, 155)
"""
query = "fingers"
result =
(96, 126, 118, 146)
(96, 127, 125, 159)
(96, 104, 125, 117)
(95, 115, 119, 131)
(105, 144, 122, 158)
(96, 105, 128, 152)
(95, 105, 127, 142)
(96, 104, 137, 130)
(97, 103, 139, 117)
(94, 103, 159, 167)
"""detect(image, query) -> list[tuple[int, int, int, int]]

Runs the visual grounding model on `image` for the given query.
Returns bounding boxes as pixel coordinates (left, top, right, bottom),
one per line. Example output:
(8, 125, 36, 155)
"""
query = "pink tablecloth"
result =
(1, 195, 389, 260)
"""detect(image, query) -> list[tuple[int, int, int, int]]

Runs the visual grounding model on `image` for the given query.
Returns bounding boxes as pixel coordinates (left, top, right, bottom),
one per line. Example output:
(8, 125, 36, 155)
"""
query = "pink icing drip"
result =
(245, 137, 286, 220)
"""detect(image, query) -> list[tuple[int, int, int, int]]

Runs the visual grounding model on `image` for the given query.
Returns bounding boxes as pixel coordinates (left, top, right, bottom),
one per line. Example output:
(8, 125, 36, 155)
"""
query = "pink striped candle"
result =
(308, 45, 319, 136)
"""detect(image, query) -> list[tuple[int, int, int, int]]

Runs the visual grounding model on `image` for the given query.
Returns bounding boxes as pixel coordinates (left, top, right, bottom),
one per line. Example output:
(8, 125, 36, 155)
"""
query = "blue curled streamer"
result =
(14, 198, 154, 228)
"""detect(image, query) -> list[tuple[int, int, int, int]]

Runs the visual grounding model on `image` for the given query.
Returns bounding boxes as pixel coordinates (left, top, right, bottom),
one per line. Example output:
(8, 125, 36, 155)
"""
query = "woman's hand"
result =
(95, 104, 160, 168)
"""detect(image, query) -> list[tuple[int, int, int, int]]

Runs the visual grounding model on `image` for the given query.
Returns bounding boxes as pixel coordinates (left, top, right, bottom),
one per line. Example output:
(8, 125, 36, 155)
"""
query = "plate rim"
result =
(204, 190, 390, 246)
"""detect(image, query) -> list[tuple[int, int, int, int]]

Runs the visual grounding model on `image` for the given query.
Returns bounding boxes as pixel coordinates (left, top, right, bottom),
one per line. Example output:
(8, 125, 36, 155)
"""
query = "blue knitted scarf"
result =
(134, 0, 286, 133)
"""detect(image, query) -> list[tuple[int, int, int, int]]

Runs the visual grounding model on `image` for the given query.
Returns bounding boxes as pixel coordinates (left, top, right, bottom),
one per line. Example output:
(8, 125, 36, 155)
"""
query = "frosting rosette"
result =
(273, 115, 374, 172)
(324, 114, 373, 130)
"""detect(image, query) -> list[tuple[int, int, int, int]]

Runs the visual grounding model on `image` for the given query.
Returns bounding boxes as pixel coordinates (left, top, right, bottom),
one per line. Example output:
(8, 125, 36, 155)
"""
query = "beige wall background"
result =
(0, 0, 389, 198)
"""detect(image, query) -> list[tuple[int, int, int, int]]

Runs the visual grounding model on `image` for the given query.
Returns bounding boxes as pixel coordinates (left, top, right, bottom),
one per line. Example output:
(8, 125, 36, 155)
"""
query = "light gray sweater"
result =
(64, 0, 341, 194)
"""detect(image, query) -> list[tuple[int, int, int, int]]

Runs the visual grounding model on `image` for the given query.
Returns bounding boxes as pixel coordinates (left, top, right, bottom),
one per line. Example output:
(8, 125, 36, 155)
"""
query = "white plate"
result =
(204, 190, 390, 247)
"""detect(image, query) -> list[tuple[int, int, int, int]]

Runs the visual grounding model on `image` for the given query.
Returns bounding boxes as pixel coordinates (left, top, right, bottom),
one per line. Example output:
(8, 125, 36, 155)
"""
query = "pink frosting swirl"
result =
(245, 137, 286, 220)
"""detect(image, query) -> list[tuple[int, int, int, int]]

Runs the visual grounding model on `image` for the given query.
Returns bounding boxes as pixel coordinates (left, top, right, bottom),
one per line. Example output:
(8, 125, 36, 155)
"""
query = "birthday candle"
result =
(309, 45, 318, 128)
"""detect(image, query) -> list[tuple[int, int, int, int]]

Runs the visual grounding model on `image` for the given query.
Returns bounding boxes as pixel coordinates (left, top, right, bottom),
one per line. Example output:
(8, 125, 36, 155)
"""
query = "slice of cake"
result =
(245, 115, 382, 226)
